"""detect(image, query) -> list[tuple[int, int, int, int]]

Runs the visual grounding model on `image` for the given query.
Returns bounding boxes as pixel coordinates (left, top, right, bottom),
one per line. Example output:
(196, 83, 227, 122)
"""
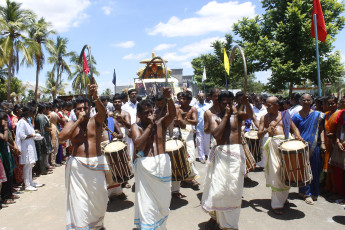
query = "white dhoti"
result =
(180, 125, 199, 180)
(263, 135, 290, 209)
(201, 144, 245, 230)
(65, 155, 109, 230)
(134, 154, 172, 230)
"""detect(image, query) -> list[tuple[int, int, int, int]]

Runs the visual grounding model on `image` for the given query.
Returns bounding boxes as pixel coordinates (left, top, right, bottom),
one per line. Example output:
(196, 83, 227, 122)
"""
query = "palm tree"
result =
(69, 52, 99, 94)
(48, 36, 73, 99)
(0, 0, 38, 101)
(43, 70, 67, 99)
(28, 17, 56, 102)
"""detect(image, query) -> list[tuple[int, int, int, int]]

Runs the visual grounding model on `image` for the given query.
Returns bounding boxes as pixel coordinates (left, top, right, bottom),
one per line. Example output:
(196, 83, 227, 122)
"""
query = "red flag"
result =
(311, 0, 327, 42)
(82, 52, 89, 74)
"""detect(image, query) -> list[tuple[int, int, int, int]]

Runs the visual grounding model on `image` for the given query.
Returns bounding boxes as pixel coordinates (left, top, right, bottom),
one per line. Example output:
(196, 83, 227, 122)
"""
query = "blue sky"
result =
(3, 0, 345, 94)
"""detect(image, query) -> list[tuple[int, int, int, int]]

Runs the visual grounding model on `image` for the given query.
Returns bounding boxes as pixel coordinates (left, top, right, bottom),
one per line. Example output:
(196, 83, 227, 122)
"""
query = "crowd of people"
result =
(0, 85, 345, 230)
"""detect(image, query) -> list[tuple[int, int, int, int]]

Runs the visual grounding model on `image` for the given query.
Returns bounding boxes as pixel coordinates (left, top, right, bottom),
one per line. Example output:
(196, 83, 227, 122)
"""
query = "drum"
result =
(244, 130, 261, 162)
(241, 134, 256, 173)
(103, 140, 133, 184)
(165, 138, 191, 181)
(279, 140, 312, 187)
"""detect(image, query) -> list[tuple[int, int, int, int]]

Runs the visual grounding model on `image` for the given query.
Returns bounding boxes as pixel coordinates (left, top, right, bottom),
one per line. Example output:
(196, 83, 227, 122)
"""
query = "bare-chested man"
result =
(171, 91, 199, 196)
(59, 84, 108, 230)
(201, 91, 252, 230)
(204, 88, 221, 148)
(131, 87, 176, 230)
(258, 96, 302, 215)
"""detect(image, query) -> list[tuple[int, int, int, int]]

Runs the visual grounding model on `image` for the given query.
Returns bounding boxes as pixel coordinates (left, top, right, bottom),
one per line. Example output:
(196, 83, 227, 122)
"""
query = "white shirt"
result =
(122, 100, 138, 124)
(194, 102, 212, 132)
(289, 105, 302, 118)
(68, 109, 77, 122)
(15, 118, 38, 165)
(253, 105, 267, 129)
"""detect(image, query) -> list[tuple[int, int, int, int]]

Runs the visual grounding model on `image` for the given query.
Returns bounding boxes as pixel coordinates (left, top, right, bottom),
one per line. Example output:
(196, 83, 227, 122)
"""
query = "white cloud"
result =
(102, 6, 112, 15)
(15, 0, 91, 32)
(148, 1, 256, 37)
(101, 70, 110, 75)
(123, 53, 148, 60)
(111, 41, 136, 48)
(154, 43, 176, 51)
(163, 37, 221, 63)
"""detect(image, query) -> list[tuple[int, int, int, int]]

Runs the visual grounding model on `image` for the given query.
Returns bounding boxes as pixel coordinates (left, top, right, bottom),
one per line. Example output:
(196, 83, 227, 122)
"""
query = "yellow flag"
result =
(223, 48, 230, 75)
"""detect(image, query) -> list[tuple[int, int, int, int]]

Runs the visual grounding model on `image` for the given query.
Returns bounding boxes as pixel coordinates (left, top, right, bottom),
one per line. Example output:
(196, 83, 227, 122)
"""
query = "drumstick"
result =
(103, 122, 116, 137)
(272, 110, 288, 128)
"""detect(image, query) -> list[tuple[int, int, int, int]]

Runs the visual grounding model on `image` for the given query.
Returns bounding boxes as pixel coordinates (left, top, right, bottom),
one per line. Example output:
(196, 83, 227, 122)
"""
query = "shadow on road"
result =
(170, 197, 188, 210)
(197, 192, 203, 201)
(332, 215, 345, 225)
(241, 198, 303, 220)
(244, 177, 259, 188)
(107, 199, 134, 212)
(197, 221, 208, 230)
(267, 208, 305, 220)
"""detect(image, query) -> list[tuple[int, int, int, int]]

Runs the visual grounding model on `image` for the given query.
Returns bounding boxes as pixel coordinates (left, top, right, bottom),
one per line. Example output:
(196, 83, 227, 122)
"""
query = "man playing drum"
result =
(131, 87, 176, 230)
(201, 91, 252, 230)
(258, 96, 302, 215)
(172, 91, 199, 196)
(113, 95, 131, 152)
(59, 84, 109, 230)
(292, 93, 325, 205)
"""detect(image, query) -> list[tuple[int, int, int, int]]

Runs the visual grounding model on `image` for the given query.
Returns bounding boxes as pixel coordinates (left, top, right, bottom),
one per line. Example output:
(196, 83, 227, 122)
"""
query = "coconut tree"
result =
(68, 52, 99, 94)
(44, 70, 67, 99)
(48, 36, 73, 99)
(28, 17, 56, 101)
(0, 0, 38, 101)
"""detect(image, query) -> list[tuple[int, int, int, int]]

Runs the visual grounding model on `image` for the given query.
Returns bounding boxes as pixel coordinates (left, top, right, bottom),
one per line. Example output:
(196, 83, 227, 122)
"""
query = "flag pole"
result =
(225, 71, 228, 90)
(314, 13, 322, 96)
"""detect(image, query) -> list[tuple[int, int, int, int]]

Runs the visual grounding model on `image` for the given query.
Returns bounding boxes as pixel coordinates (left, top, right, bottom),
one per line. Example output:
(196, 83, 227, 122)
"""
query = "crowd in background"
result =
(0, 90, 344, 209)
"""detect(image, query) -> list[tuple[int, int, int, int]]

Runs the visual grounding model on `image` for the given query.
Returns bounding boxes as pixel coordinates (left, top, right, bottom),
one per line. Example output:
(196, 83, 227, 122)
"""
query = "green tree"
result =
(68, 52, 99, 94)
(28, 17, 56, 101)
(191, 34, 265, 93)
(233, 0, 345, 95)
(48, 36, 73, 99)
(101, 88, 112, 96)
(0, 0, 39, 101)
(0, 76, 24, 102)
(43, 70, 67, 99)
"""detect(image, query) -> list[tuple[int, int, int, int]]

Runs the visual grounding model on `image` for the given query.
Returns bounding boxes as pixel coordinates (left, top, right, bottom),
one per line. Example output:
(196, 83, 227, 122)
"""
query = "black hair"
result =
(327, 95, 338, 103)
(218, 91, 235, 103)
(100, 96, 107, 102)
(235, 91, 244, 99)
(155, 93, 164, 101)
(74, 96, 90, 108)
(146, 95, 155, 104)
(181, 92, 192, 101)
(128, 89, 137, 95)
(0, 111, 7, 120)
(177, 92, 182, 98)
(37, 102, 45, 113)
(137, 100, 153, 114)
(13, 104, 23, 115)
(113, 94, 122, 101)
(137, 96, 142, 102)
(20, 106, 31, 118)
(120, 92, 128, 100)
(210, 88, 220, 97)
(66, 101, 73, 108)
(290, 92, 301, 102)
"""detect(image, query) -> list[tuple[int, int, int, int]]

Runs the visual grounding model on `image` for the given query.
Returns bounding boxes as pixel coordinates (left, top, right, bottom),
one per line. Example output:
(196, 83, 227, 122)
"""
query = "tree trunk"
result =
(35, 59, 40, 102)
(289, 82, 293, 97)
(7, 56, 13, 102)
(54, 65, 60, 100)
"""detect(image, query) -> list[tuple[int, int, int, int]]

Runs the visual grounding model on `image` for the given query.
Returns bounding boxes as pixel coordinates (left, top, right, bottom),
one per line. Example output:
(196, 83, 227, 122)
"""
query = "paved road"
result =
(0, 161, 344, 230)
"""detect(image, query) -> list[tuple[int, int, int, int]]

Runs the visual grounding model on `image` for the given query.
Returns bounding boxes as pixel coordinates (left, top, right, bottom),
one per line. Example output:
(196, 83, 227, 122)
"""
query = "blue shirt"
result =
(195, 102, 211, 132)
